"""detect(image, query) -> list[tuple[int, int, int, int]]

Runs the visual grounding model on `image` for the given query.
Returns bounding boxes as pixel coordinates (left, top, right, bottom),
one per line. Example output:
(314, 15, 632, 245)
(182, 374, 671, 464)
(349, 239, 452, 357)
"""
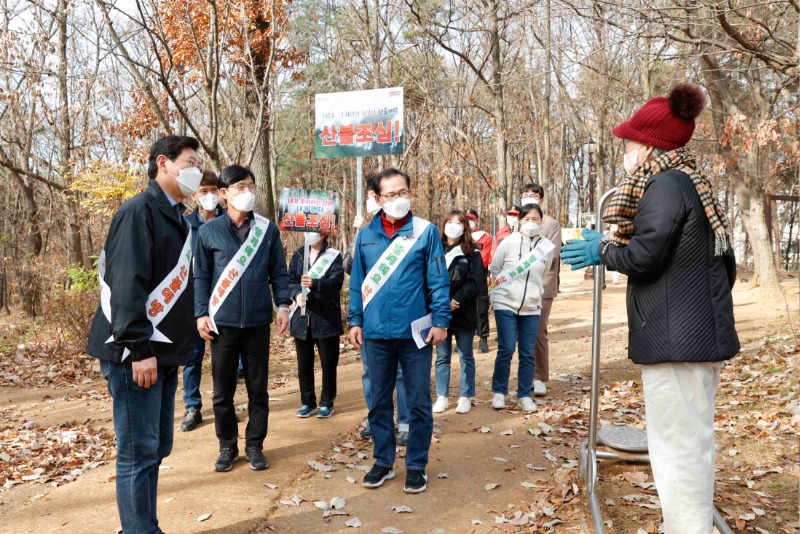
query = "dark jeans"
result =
(182, 332, 205, 411)
(211, 325, 270, 450)
(295, 331, 340, 409)
(361, 347, 410, 425)
(101, 360, 178, 534)
(476, 278, 490, 340)
(364, 338, 433, 470)
(492, 310, 540, 397)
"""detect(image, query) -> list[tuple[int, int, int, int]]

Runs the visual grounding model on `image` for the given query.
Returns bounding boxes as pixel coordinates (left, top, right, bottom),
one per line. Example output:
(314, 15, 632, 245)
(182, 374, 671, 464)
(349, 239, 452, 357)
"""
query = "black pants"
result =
(294, 330, 340, 408)
(211, 325, 270, 450)
(476, 277, 490, 340)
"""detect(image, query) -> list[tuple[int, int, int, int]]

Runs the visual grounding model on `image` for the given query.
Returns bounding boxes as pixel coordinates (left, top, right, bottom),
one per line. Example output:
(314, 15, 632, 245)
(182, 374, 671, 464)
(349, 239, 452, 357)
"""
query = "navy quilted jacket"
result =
(601, 169, 740, 365)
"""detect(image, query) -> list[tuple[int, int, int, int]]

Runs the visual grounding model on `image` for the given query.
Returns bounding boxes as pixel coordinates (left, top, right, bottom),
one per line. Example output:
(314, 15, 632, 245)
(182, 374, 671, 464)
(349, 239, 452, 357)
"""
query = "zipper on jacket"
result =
(632, 292, 646, 329)
(515, 236, 542, 315)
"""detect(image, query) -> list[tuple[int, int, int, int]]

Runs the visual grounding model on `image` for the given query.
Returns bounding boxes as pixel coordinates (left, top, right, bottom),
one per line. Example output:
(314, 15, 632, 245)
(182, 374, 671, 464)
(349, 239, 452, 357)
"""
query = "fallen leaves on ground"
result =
(0, 416, 115, 491)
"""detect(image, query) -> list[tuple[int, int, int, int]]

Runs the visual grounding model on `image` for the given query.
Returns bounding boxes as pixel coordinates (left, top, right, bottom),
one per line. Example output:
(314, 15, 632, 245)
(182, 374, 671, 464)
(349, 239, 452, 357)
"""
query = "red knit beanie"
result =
(613, 83, 706, 150)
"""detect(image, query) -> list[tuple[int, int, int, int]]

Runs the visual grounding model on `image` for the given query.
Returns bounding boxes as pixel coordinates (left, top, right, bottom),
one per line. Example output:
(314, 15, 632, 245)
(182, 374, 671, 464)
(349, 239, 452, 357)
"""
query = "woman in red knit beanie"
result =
(562, 83, 739, 534)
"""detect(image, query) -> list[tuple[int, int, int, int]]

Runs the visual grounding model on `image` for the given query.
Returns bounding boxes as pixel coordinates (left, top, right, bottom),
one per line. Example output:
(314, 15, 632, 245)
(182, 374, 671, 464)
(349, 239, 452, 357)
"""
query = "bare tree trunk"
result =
(542, 0, 552, 199)
(488, 0, 508, 215)
(736, 181, 781, 294)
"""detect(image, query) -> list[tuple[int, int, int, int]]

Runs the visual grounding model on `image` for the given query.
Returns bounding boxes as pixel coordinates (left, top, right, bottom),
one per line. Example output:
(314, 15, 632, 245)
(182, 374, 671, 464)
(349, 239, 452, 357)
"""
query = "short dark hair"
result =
(200, 170, 221, 188)
(522, 182, 545, 199)
(147, 135, 200, 180)
(465, 208, 479, 221)
(371, 167, 410, 196)
(519, 203, 544, 220)
(219, 165, 255, 187)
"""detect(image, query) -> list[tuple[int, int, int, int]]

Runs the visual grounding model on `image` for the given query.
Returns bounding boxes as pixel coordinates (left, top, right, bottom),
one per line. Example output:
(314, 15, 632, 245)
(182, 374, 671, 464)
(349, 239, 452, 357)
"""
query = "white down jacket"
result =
(489, 233, 553, 316)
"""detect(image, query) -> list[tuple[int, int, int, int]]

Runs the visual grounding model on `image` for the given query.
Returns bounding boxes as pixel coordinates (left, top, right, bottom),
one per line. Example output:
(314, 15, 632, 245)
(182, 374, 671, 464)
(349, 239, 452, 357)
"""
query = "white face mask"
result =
(521, 222, 541, 237)
(306, 232, 322, 247)
(230, 191, 256, 212)
(197, 193, 219, 212)
(521, 195, 540, 206)
(381, 196, 411, 219)
(506, 216, 518, 228)
(623, 145, 643, 175)
(468, 220, 477, 230)
(444, 222, 464, 239)
(366, 196, 381, 216)
(169, 161, 203, 196)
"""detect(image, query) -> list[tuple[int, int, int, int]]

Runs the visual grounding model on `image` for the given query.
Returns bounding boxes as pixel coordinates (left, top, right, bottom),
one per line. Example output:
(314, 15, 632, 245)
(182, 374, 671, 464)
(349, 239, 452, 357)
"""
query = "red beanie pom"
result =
(668, 83, 705, 123)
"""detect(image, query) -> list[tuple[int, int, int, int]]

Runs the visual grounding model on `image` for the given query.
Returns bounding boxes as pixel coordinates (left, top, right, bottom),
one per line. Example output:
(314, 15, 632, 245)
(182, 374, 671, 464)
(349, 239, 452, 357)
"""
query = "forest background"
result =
(0, 0, 797, 349)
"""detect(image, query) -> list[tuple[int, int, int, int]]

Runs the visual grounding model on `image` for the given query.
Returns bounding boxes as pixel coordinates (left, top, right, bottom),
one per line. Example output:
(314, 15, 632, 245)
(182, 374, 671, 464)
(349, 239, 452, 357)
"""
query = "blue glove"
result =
(560, 228, 603, 270)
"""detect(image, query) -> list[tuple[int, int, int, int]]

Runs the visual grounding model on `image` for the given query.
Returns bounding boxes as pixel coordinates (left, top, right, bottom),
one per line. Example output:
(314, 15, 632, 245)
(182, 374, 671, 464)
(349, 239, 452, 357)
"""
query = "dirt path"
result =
(0, 269, 796, 534)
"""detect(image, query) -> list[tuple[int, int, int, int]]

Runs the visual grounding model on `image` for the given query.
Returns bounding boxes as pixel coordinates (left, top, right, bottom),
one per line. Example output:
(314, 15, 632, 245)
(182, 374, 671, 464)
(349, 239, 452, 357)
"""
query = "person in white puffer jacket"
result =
(489, 203, 554, 412)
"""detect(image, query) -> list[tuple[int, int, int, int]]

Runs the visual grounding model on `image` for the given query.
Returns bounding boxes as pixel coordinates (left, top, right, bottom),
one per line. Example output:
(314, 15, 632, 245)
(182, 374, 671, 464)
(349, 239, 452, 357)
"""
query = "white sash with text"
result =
(361, 217, 431, 309)
(208, 215, 271, 333)
(99, 229, 193, 361)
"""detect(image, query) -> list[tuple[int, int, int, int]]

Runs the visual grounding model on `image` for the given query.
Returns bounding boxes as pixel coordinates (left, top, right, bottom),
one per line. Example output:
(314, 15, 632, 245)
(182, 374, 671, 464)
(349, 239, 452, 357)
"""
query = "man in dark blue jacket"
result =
(86, 135, 203, 534)
(348, 168, 451, 494)
(180, 170, 224, 432)
(194, 165, 291, 472)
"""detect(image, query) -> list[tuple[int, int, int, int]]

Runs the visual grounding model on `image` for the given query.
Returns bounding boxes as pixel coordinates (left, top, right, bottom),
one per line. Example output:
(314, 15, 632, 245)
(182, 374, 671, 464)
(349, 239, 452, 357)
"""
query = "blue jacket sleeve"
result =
(193, 226, 213, 318)
(425, 227, 452, 329)
(266, 226, 292, 307)
(602, 175, 687, 279)
(347, 231, 365, 327)
(288, 250, 303, 299)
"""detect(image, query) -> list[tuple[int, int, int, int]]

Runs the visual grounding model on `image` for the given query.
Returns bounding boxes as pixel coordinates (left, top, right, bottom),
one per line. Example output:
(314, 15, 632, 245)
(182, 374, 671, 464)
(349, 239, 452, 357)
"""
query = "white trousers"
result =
(641, 361, 722, 534)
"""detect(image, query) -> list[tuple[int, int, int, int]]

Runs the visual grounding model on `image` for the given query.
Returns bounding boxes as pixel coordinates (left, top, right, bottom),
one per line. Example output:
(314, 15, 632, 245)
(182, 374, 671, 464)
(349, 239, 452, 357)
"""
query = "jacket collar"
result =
(146, 181, 187, 235)
(371, 210, 415, 239)
(189, 205, 225, 229)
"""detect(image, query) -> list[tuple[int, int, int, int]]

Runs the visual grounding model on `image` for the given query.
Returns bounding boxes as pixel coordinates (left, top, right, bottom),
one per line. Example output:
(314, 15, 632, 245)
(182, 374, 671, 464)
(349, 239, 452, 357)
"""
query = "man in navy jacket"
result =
(348, 168, 451, 494)
(194, 165, 291, 473)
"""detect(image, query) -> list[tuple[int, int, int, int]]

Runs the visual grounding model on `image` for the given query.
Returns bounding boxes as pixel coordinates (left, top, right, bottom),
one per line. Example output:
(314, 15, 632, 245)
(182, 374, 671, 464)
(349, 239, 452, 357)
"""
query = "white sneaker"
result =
(533, 380, 547, 397)
(455, 397, 471, 414)
(491, 393, 506, 410)
(432, 396, 449, 413)
(518, 397, 537, 412)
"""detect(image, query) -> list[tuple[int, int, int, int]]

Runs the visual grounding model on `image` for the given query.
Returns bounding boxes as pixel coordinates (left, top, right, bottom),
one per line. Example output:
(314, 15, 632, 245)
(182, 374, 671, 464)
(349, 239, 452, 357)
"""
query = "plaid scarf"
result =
(603, 147, 731, 256)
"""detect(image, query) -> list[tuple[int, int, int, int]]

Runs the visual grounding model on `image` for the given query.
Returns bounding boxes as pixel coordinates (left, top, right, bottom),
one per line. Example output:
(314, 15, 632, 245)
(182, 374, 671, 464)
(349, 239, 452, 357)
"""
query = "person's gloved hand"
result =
(561, 228, 603, 270)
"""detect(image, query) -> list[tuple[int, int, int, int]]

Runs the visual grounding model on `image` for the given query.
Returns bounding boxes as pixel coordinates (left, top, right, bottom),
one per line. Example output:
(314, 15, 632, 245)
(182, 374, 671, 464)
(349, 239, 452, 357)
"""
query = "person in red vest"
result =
(465, 209, 491, 354)
(492, 205, 521, 257)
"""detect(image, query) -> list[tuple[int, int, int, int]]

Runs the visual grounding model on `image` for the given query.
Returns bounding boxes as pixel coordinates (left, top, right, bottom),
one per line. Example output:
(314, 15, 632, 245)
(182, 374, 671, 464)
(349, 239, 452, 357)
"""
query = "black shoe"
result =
(245, 446, 268, 470)
(362, 464, 395, 488)
(478, 338, 489, 354)
(180, 408, 202, 432)
(396, 430, 409, 446)
(214, 448, 239, 472)
(404, 470, 428, 493)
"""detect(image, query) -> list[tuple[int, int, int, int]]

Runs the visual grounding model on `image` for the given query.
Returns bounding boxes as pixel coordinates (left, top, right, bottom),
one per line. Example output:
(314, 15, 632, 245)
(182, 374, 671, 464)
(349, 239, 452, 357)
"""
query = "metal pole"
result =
(301, 233, 310, 316)
(356, 157, 363, 218)
(585, 187, 618, 534)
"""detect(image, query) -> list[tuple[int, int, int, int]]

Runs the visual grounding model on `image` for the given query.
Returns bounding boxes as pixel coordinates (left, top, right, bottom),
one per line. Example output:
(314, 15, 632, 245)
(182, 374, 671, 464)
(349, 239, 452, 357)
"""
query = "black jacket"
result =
(445, 244, 484, 332)
(188, 205, 225, 253)
(86, 181, 194, 366)
(602, 169, 740, 365)
(288, 244, 345, 340)
(193, 213, 291, 328)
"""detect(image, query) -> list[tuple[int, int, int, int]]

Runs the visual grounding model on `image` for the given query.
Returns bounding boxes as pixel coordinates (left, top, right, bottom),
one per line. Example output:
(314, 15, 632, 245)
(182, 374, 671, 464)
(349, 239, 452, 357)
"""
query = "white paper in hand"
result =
(411, 314, 433, 349)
